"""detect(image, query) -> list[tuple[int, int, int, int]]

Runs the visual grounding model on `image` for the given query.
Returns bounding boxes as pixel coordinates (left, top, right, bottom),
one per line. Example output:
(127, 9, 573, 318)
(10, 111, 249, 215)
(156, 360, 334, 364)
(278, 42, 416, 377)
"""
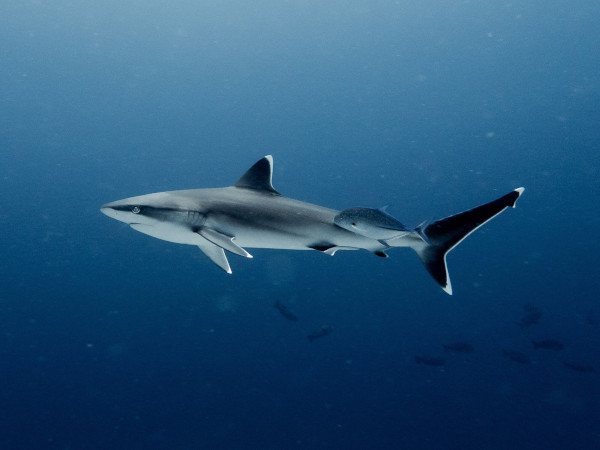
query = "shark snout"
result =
(101, 200, 150, 225)
(100, 205, 117, 220)
(100, 202, 126, 221)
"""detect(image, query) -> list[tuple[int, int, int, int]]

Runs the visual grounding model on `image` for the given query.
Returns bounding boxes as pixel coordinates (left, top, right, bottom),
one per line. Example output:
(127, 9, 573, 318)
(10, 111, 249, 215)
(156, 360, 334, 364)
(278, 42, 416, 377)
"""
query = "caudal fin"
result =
(415, 188, 524, 295)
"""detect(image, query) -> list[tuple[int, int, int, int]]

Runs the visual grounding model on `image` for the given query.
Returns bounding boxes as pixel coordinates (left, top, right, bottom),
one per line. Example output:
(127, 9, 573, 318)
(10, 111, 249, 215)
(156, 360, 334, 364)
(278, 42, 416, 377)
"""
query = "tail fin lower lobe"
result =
(416, 188, 524, 295)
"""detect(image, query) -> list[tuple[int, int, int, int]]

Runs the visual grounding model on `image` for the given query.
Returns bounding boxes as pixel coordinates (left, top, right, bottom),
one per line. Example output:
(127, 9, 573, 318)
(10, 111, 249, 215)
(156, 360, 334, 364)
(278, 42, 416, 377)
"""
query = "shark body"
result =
(101, 155, 524, 294)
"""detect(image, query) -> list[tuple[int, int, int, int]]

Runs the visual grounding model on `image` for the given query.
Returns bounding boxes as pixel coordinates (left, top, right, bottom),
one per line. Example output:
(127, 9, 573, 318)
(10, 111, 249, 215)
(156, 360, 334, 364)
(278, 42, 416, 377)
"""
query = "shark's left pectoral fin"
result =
(197, 239, 232, 274)
(198, 227, 253, 258)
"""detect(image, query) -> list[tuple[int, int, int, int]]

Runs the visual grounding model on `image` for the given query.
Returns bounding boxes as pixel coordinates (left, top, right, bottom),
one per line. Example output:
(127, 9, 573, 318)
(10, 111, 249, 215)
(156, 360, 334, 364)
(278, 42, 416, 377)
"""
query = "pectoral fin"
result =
(198, 227, 253, 258)
(197, 240, 232, 274)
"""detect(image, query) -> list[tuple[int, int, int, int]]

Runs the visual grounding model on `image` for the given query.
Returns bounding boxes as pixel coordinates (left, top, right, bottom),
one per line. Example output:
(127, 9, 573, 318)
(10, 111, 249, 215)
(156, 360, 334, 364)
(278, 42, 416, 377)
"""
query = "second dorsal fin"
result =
(234, 155, 280, 194)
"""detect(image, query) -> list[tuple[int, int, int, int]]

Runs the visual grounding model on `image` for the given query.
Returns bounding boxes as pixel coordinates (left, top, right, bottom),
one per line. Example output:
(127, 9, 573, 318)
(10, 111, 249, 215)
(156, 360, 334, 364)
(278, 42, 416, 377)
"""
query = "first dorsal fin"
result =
(234, 155, 280, 195)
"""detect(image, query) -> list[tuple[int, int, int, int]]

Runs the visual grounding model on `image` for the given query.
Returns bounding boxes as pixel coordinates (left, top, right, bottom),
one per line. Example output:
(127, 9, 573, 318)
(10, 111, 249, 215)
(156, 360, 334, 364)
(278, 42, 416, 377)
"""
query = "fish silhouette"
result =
(307, 325, 333, 342)
(274, 300, 299, 322)
(518, 304, 542, 328)
(532, 339, 564, 351)
(502, 349, 531, 364)
(563, 362, 595, 373)
(443, 342, 474, 353)
(414, 355, 446, 367)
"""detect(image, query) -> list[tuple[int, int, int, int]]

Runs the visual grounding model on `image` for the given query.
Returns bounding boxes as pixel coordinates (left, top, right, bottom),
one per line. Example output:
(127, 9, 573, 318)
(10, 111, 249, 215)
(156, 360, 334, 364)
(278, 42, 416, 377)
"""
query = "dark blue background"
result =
(1, 1, 599, 448)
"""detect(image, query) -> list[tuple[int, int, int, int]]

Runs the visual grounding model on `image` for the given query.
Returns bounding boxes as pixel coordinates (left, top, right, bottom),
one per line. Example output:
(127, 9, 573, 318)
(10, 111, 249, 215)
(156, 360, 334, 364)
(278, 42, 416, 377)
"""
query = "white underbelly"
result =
(131, 217, 389, 253)
(130, 223, 203, 245)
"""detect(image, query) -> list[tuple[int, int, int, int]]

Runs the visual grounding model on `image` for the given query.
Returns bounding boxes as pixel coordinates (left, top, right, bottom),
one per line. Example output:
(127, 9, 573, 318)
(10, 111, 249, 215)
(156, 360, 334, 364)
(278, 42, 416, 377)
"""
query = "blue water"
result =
(1, 1, 599, 448)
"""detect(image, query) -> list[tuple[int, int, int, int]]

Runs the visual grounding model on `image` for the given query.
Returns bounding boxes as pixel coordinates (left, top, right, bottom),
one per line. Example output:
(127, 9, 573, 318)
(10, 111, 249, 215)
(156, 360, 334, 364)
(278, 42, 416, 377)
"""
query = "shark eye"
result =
(131, 206, 141, 214)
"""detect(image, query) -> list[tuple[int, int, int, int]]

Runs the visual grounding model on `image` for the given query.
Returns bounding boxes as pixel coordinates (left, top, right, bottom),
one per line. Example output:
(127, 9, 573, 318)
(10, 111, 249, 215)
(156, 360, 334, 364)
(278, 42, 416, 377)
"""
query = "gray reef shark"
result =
(101, 155, 524, 294)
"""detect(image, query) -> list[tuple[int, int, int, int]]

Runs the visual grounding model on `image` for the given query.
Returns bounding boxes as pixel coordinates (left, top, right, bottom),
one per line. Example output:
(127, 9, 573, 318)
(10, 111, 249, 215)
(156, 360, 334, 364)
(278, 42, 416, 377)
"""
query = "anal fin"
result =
(198, 228, 253, 258)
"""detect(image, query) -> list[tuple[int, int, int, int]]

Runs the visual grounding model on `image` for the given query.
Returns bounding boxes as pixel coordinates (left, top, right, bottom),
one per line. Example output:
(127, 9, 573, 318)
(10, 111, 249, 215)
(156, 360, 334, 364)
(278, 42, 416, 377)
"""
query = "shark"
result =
(101, 155, 524, 294)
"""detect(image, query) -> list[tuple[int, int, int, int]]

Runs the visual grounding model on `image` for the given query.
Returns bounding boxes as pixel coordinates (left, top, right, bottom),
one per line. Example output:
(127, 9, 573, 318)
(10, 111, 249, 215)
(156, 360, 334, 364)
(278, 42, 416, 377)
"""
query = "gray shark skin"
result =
(101, 155, 524, 294)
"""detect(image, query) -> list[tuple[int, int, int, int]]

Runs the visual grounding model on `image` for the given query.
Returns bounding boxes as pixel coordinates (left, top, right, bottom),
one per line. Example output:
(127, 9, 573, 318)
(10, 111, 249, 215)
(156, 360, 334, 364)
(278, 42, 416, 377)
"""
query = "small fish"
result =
(414, 355, 446, 367)
(586, 311, 598, 327)
(334, 207, 411, 240)
(502, 349, 531, 364)
(274, 300, 298, 322)
(307, 325, 333, 342)
(443, 342, 474, 353)
(518, 304, 542, 328)
(532, 339, 564, 351)
(563, 362, 595, 373)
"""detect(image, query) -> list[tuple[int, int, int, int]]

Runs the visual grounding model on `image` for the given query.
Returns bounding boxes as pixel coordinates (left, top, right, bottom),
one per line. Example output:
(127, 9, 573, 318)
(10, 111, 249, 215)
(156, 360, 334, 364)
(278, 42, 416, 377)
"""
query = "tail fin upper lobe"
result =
(416, 188, 524, 295)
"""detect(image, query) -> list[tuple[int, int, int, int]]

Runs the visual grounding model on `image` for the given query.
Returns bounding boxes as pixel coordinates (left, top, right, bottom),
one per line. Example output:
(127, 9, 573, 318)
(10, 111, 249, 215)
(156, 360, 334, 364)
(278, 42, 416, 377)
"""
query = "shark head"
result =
(101, 192, 206, 244)
(101, 192, 168, 225)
